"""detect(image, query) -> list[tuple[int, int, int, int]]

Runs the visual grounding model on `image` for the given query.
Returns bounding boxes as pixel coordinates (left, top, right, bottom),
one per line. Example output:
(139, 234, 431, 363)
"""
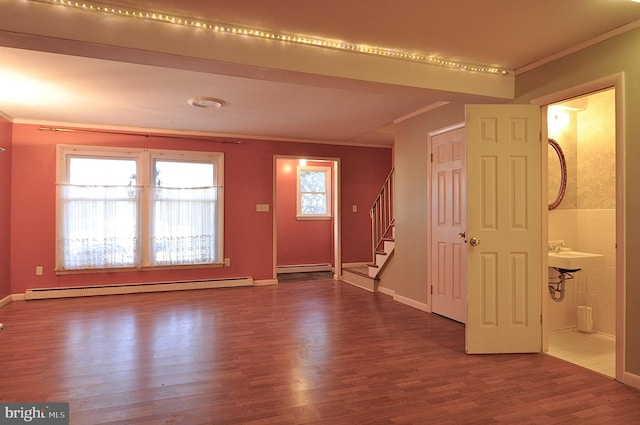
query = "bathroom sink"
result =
(548, 250, 605, 271)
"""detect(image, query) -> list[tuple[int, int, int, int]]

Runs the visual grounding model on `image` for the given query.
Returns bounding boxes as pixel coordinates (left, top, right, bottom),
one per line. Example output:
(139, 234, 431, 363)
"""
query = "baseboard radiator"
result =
(24, 277, 253, 300)
(276, 263, 333, 274)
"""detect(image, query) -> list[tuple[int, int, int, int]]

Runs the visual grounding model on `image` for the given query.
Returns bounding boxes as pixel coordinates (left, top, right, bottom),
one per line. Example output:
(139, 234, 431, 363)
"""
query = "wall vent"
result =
(24, 277, 253, 300)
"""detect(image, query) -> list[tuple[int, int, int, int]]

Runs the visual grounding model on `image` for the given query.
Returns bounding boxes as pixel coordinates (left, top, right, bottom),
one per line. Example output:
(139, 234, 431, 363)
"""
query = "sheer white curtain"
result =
(150, 186, 219, 265)
(59, 184, 141, 270)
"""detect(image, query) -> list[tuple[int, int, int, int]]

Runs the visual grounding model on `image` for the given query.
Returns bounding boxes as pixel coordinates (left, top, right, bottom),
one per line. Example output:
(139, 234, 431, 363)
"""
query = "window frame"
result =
(56, 145, 224, 272)
(296, 164, 332, 220)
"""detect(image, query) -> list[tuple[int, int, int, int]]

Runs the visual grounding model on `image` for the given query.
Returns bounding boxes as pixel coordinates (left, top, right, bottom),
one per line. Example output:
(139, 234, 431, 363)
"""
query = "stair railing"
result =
(370, 169, 395, 260)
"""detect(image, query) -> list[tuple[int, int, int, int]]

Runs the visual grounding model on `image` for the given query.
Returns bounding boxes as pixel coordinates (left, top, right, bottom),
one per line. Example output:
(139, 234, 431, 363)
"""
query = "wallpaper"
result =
(577, 89, 616, 209)
(548, 88, 615, 210)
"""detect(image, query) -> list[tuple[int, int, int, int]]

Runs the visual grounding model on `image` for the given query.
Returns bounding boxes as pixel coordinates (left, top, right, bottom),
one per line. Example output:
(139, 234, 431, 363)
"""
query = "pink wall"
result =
(276, 158, 333, 266)
(0, 117, 11, 299)
(9, 124, 391, 293)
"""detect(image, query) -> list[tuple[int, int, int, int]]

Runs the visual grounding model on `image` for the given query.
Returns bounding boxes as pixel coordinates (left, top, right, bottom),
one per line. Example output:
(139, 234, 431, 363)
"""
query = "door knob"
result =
(469, 237, 480, 246)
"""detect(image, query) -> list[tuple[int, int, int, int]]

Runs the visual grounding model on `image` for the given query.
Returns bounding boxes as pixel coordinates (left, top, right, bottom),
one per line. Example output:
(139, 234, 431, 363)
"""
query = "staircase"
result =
(342, 169, 395, 291)
(367, 227, 395, 278)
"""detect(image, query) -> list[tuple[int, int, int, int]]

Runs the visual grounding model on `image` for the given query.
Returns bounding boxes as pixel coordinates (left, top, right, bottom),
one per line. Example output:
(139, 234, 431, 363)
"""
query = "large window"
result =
(57, 146, 224, 270)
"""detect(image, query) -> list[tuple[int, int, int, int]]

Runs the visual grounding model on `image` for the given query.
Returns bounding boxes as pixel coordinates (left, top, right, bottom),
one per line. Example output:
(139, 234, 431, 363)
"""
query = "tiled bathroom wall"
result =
(576, 208, 616, 336)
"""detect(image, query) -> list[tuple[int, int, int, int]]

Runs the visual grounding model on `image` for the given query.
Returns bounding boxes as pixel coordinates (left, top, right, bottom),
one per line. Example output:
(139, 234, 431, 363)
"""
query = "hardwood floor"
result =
(277, 271, 334, 282)
(1, 280, 640, 424)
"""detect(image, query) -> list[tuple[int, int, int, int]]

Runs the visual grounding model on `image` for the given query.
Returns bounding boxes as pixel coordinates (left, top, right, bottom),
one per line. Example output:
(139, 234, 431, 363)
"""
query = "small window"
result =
(297, 165, 332, 219)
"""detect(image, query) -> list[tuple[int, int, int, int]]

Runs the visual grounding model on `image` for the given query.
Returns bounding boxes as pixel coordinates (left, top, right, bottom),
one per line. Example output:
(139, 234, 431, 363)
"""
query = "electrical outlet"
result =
(352, 204, 358, 213)
(35, 266, 43, 276)
(224, 258, 230, 266)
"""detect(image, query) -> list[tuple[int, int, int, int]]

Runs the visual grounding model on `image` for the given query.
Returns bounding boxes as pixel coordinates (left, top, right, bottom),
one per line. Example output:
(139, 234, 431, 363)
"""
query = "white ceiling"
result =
(1, 0, 640, 146)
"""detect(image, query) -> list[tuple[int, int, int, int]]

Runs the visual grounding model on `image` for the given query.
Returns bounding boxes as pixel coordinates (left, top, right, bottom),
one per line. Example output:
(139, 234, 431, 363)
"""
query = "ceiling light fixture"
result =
(188, 97, 225, 109)
(29, 0, 511, 76)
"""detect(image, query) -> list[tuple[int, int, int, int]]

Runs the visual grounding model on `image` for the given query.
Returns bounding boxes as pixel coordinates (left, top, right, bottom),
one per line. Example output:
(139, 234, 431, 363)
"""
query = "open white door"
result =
(465, 104, 542, 354)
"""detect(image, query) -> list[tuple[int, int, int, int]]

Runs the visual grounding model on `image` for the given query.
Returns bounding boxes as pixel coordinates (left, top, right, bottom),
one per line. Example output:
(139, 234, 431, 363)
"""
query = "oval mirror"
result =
(548, 138, 567, 210)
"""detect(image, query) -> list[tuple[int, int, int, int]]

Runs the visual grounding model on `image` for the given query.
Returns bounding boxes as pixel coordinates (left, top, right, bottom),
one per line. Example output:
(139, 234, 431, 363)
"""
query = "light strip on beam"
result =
(29, 0, 511, 75)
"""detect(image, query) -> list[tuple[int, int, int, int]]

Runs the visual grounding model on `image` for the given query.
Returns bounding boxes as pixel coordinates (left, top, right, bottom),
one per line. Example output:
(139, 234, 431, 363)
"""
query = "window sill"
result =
(296, 215, 332, 221)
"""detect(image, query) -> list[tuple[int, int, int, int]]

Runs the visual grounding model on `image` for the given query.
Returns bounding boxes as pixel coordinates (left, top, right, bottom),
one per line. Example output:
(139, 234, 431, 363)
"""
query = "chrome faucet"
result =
(548, 240, 566, 252)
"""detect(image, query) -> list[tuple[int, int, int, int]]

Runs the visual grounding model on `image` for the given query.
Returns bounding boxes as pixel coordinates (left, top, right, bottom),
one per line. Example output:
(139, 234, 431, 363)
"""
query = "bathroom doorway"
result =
(544, 87, 618, 378)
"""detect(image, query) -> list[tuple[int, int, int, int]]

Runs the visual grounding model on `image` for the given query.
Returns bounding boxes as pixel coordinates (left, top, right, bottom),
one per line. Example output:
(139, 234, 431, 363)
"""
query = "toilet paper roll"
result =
(577, 305, 593, 333)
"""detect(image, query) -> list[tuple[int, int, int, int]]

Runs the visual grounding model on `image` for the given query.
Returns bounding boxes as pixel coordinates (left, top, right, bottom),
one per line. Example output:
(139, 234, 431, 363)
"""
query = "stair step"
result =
(342, 267, 378, 292)
(344, 266, 376, 278)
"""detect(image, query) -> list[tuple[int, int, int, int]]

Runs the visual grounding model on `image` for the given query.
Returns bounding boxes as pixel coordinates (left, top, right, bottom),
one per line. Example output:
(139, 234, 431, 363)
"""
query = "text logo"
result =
(0, 403, 69, 425)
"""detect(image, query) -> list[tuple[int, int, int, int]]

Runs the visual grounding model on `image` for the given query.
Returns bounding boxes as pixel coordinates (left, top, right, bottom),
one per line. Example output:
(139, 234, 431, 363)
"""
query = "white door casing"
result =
(430, 126, 467, 323)
(465, 104, 542, 354)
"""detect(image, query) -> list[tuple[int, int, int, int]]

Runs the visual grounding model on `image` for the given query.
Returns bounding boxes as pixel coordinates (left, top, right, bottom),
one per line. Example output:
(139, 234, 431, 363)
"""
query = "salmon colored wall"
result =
(9, 124, 391, 293)
(276, 158, 333, 267)
(0, 116, 11, 299)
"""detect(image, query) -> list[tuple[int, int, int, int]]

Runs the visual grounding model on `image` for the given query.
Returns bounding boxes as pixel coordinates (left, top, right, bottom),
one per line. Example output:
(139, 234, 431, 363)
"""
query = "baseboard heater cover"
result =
(276, 264, 333, 274)
(24, 277, 253, 300)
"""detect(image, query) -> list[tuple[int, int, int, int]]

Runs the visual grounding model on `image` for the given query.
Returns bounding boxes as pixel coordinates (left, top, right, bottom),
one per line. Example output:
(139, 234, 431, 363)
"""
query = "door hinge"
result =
(430, 153, 433, 162)
(540, 314, 543, 324)
(430, 285, 433, 295)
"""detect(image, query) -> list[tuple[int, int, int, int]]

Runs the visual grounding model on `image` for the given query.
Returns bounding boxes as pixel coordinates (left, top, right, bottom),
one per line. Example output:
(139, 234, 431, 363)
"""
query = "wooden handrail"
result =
(369, 169, 395, 260)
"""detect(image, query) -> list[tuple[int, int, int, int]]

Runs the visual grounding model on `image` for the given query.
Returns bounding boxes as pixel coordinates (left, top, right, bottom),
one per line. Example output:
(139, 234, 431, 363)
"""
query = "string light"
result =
(30, 0, 511, 76)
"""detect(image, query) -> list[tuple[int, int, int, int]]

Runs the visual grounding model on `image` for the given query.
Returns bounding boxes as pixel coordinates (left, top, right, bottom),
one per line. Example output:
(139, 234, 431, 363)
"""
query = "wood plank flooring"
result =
(1, 280, 640, 424)
(277, 271, 334, 283)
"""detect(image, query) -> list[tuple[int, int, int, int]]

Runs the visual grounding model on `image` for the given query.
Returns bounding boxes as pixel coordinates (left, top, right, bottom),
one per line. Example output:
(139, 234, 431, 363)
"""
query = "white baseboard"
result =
(24, 277, 253, 300)
(0, 294, 12, 308)
(377, 285, 395, 297)
(624, 371, 640, 390)
(254, 279, 278, 286)
(376, 285, 430, 312)
(393, 293, 429, 312)
(276, 264, 332, 274)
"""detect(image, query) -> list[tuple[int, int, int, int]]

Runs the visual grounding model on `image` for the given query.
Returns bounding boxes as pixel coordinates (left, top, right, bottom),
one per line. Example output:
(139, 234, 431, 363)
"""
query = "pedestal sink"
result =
(548, 250, 605, 271)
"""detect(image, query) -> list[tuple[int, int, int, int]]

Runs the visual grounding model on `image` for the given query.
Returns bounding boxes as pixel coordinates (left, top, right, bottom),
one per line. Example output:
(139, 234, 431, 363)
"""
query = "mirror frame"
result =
(548, 138, 567, 210)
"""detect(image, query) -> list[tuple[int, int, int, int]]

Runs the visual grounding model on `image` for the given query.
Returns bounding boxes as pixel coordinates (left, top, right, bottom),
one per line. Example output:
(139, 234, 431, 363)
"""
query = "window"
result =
(296, 164, 332, 219)
(151, 160, 218, 266)
(57, 146, 224, 270)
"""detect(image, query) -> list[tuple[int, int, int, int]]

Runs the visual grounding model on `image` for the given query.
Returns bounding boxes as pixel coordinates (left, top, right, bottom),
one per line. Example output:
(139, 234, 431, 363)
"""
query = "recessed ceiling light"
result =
(188, 97, 225, 109)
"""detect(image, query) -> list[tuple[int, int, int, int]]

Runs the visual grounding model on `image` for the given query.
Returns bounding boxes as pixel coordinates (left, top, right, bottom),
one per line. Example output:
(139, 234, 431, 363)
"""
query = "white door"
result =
(430, 126, 467, 323)
(465, 104, 542, 354)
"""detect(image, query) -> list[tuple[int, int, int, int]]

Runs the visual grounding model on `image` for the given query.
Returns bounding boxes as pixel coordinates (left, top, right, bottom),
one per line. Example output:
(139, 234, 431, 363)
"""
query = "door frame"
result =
(531, 73, 625, 382)
(272, 155, 341, 281)
(427, 122, 465, 317)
